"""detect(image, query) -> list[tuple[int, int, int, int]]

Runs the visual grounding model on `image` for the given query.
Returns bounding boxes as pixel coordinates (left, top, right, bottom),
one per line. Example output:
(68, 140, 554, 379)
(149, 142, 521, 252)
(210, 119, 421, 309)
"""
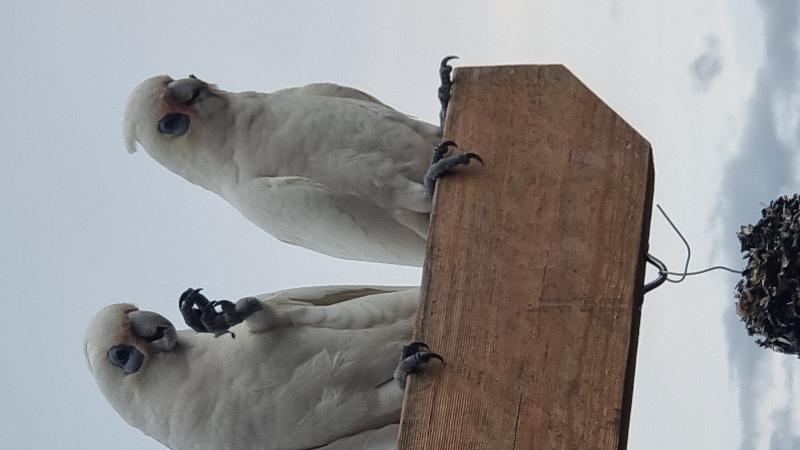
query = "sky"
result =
(0, 1, 797, 449)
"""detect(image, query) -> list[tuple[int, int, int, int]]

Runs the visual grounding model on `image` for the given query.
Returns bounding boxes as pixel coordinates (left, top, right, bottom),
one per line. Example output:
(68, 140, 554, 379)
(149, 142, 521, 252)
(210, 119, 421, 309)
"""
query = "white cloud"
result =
(716, 1, 800, 448)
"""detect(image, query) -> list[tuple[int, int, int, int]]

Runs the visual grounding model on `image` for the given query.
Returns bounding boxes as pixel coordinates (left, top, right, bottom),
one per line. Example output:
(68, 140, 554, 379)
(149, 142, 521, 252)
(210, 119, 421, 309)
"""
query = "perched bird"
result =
(84, 286, 441, 450)
(123, 59, 479, 266)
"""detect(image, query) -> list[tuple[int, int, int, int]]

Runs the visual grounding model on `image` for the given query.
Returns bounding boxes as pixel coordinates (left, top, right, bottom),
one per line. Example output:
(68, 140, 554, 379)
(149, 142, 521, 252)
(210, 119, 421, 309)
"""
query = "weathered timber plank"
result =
(398, 65, 653, 450)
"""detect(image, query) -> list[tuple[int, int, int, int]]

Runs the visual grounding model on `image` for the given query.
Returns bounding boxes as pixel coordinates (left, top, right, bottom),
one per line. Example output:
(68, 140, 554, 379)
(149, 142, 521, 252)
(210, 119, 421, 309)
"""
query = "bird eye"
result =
(107, 344, 145, 374)
(109, 345, 130, 364)
(158, 113, 191, 137)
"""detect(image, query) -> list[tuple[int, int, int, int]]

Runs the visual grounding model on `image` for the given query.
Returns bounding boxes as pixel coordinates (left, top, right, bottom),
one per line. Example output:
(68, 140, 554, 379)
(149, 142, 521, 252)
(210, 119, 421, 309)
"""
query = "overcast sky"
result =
(1, 1, 797, 449)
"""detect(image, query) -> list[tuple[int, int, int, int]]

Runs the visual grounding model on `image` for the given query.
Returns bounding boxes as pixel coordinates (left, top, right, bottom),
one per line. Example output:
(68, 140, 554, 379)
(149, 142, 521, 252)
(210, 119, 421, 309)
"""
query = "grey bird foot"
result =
(179, 288, 261, 338)
(438, 55, 459, 130)
(431, 140, 457, 165)
(424, 141, 483, 198)
(394, 341, 444, 390)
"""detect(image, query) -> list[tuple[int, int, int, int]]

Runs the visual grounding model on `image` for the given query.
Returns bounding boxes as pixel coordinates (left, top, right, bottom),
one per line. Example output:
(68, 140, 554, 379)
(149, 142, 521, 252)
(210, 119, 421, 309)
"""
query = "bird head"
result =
(84, 304, 177, 397)
(123, 74, 230, 184)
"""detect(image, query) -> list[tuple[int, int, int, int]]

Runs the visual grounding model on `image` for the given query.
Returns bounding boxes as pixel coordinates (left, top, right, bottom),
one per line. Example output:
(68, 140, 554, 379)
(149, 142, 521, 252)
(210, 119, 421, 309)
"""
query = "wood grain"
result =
(397, 65, 653, 450)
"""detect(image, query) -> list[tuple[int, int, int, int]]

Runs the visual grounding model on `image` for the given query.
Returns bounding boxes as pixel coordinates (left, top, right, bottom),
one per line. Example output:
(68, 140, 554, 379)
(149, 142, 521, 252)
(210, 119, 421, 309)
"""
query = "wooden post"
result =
(398, 65, 653, 449)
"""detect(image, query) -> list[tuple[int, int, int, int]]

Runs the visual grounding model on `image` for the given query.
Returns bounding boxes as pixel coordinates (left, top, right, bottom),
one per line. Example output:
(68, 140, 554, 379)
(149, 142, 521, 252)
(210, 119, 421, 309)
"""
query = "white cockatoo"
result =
(122, 59, 479, 266)
(84, 286, 441, 450)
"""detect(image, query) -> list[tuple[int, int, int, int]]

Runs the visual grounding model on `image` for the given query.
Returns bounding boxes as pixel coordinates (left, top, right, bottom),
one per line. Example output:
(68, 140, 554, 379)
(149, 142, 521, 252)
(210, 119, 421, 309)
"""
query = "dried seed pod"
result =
(737, 194, 800, 356)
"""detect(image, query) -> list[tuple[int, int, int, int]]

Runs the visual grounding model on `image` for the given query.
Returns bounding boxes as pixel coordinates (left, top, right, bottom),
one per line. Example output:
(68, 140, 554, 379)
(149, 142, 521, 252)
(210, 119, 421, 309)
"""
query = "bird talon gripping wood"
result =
(438, 55, 459, 129)
(394, 341, 444, 390)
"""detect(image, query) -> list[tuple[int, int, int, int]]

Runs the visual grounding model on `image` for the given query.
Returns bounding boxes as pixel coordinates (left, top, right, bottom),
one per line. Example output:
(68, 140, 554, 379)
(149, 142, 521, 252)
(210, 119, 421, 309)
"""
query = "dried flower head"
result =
(737, 194, 800, 356)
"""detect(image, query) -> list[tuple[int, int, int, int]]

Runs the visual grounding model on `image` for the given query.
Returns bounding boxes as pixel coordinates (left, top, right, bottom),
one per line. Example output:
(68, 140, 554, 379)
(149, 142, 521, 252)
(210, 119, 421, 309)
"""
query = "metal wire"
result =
(643, 204, 741, 293)
(663, 265, 741, 278)
(643, 253, 668, 293)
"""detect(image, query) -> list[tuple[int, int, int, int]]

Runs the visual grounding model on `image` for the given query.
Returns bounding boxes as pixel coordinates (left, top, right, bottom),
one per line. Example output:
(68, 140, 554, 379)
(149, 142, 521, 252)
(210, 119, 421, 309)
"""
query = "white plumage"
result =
(124, 75, 442, 266)
(84, 286, 419, 450)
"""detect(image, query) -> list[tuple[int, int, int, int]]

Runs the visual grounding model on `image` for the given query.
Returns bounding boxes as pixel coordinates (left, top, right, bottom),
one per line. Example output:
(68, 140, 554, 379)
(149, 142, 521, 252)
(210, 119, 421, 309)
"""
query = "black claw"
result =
(394, 341, 444, 390)
(438, 55, 459, 130)
(179, 288, 212, 333)
(178, 289, 261, 338)
(201, 300, 240, 337)
(424, 145, 484, 198)
(432, 140, 458, 165)
(401, 341, 430, 358)
(463, 152, 484, 165)
(441, 55, 460, 67)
